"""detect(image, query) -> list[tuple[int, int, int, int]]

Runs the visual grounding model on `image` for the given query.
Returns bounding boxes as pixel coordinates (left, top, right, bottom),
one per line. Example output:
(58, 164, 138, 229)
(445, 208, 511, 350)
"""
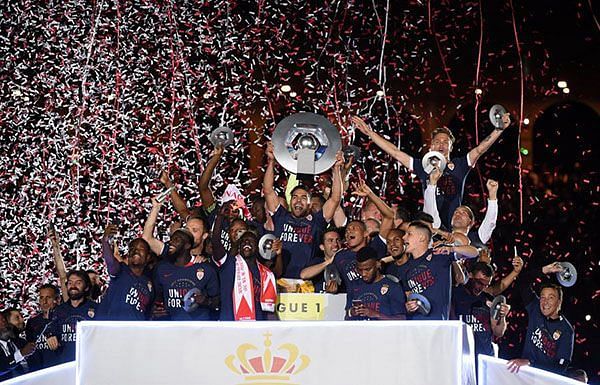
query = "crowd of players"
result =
(0, 115, 588, 383)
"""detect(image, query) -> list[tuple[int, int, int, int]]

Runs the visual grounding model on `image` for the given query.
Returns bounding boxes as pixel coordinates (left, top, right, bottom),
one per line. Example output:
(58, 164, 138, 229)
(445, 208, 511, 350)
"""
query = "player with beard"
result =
(400, 221, 479, 320)
(507, 262, 574, 374)
(263, 142, 343, 278)
(1, 312, 33, 381)
(451, 262, 510, 358)
(45, 270, 97, 364)
(2, 308, 34, 376)
(143, 197, 210, 264)
(211, 213, 277, 321)
(97, 225, 155, 320)
(24, 284, 60, 371)
(346, 247, 406, 320)
(333, 179, 394, 291)
(300, 229, 342, 293)
(153, 228, 219, 320)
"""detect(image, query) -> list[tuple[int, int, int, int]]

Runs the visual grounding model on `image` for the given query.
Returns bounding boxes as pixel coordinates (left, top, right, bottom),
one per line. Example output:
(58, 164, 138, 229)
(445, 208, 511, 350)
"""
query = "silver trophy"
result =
(258, 234, 278, 260)
(489, 104, 507, 129)
(324, 264, 342, 285)
(272, 112, 342, 175)
(556, 262, 577, 287)
(421, 151, 447, 174)
(490, 295, 507, 320)
(210, 126, 234, 148)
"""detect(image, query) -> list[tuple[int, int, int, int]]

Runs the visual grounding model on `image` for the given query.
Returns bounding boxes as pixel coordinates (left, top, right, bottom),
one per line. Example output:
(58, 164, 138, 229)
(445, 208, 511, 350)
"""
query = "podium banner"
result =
(77, 320, 475, 385)
(276, 293, 347, 320)
(478, 355, 582, 385)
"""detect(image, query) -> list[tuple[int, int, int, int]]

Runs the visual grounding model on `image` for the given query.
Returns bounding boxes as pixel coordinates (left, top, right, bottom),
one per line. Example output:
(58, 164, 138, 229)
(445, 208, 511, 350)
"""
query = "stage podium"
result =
(2, 320, 580, 385)
(74, 320, 476, 385)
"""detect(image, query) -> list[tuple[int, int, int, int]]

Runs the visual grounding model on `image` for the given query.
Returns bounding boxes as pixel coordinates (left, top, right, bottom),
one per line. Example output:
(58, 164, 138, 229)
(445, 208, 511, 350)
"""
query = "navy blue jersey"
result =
(400, 250, 454, 320)
(384, 261, 408, 284)
(346, 276, 406, 320)
(153, 260, 219, 320)
(247, 220, 267, 238)
(334, 236, 387, 291)
(272, 205, 327, 278)
(452, 285, 494, 357)
(97, 265, 155, 321)
(413, 155, 471, 229)
(522, 297, 574, 373)
(206, 205, 232, 252)
(46, 300, 97, 364)
(215, 254, 269, 321)
(25, 314, 60, 371)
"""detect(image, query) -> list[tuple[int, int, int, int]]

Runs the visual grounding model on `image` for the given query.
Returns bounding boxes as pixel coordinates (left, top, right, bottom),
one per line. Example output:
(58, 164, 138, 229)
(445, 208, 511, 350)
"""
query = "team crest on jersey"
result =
(147, 282, 153, 292)
(88, 308, 95, 318)
(380, 284, 389, 295)
(447, 162, 455, 171)
(553, 330, 562, 340)
(196, 268, 205, 281)
(306, 214, 313, 221)
(426, 254, 432, 261)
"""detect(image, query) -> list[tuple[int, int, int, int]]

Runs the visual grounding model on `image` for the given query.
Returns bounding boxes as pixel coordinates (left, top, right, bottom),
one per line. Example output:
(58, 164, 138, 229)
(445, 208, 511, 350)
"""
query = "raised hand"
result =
(351, 116, 373, 136)
(486, 179, 499, 200)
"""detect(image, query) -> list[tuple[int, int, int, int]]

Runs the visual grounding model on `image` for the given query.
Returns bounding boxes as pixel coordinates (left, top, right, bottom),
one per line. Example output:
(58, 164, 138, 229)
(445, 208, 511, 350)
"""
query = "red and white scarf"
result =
(233, 255, 277, 321)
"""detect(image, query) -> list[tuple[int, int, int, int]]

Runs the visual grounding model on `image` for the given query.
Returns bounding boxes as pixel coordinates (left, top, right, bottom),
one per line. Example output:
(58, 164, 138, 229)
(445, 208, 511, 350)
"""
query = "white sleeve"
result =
(423, 184, 441, 229)
(409, 156, 414, 171)
(478, 199, 498, 244)
(12, 343, 24, 363)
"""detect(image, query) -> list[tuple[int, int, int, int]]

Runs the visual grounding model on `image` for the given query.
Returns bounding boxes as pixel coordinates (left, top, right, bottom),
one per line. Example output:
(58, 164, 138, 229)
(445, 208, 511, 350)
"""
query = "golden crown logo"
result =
(225, 332, 310, 385)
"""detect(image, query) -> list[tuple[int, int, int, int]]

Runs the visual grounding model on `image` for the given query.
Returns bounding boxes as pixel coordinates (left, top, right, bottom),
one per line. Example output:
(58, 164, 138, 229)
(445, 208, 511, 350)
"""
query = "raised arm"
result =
(467, 113, 510, 165)
(210, 209, 227, 263)
(423, 167, 442, 229)
(198, 145, 224, 210)
(351, 178, 394, 238)
(490, 302, 510, 337)
(263, 142, 280, 213)
(102, 224, 121, 276)
(160, 171, 190, 219)
(478, 179, 499, 244)
(322, 152, 344, 222)
(352, 116, 412, 169)
(485, 256, 523, 297)
(142, 197, 166, 256)
(48, 228, 68, 302)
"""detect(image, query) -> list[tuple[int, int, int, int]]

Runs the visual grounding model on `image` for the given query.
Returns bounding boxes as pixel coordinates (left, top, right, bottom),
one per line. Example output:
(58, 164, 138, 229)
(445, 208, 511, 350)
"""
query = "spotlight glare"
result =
(376, 90, 385, 97)
(289, 91, 297, 97)
(523, 118, 530, 125)
(562, 87, 570, 94)
(474, 88, 483, 95)
(280, 85, 291, 93)
(557, 81, 567, 89)
(585, 314, 591, 321)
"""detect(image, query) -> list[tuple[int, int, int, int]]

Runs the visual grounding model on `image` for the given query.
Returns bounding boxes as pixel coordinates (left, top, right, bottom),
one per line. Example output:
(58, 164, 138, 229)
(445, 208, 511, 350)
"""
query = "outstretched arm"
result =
(485, 256, 523, 296)
(322, 152, 344, 221)
(142, 198, 166, 256)
(160, 171, 190, 219)
(467, 113, 510, 165)
(478, 179, 499, 244)
(263, 142, 280, 213)
(102, 224, 121, 276)
(49, 229, 69, 303)
(423, 167, 442, 229)
(198, 146, 225, 210)
(351, 178, 394, 238)
(352, 116, 412, 169)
